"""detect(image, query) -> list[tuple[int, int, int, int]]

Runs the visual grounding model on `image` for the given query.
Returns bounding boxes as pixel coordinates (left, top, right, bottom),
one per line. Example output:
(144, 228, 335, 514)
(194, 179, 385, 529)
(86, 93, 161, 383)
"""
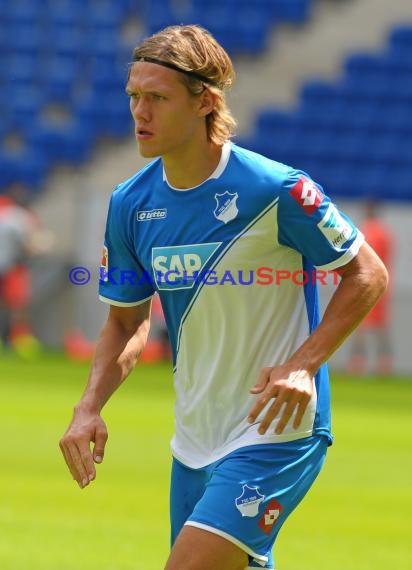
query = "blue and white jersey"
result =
(99, 142, 364, 468)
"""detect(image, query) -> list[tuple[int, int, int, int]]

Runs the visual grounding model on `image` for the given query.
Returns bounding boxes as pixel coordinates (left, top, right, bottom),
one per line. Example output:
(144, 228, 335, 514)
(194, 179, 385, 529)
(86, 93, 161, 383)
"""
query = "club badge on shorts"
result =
(235, 484, 265, 517)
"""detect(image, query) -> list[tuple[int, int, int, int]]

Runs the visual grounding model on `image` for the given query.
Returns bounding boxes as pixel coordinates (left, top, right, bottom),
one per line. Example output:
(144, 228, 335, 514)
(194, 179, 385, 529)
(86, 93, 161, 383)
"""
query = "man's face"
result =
(126, 62, 206, 160)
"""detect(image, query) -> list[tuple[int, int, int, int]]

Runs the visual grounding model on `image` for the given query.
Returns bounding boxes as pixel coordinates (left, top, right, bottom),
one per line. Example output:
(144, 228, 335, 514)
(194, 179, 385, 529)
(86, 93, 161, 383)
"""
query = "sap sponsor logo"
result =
(235, 485, 265, 518)
(152, 242, 221, 290)
(214, 191, 239, 223)
(137, 208, 167, 221)
(258, 498, 283, 535)
(290, 176, 323, 215)
(318, 204, 354, 248)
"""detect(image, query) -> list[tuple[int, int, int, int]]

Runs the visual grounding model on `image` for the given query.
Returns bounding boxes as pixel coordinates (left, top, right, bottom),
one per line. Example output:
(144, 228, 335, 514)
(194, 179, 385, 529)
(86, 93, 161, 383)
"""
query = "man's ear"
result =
(198, 88, 218, 117)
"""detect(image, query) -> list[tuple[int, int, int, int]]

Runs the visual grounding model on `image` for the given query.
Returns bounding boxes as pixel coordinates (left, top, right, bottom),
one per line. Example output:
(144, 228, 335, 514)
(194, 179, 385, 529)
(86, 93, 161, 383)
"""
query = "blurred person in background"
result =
(347, 201, 393, 375)
(0, 184, 53, 357)
(60, 25, 388, 570)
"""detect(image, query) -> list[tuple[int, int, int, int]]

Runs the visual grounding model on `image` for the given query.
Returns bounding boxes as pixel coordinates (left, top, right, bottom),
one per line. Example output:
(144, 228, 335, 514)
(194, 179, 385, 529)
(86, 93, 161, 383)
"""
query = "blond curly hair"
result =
(132, 25, 237, 145)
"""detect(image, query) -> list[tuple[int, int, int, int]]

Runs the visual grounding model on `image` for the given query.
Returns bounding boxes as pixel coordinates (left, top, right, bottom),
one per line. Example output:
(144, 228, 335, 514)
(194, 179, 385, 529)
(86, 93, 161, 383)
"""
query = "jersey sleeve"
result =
(277, 169, 364, 270)
(98, 192, 155, 306)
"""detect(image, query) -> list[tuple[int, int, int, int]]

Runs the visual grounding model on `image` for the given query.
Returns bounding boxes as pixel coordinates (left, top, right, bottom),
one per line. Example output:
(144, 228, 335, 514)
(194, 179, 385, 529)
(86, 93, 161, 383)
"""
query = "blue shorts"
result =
(170, 436, 328, 569)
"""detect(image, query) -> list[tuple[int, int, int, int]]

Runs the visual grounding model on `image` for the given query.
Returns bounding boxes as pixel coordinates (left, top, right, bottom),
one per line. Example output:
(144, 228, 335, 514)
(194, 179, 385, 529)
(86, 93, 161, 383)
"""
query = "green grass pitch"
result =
(0, 353, 411, 569)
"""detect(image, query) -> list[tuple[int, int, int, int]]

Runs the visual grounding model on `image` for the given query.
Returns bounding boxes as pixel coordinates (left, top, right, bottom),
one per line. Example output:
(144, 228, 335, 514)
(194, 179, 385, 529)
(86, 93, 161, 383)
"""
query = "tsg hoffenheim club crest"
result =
(214, 191, 239, 223)
(235, 485, 265, 517)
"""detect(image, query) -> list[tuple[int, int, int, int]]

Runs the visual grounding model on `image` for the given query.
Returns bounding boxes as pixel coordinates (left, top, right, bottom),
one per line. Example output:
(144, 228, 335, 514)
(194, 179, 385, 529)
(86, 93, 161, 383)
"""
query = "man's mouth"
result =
(136, 128, 153, 139)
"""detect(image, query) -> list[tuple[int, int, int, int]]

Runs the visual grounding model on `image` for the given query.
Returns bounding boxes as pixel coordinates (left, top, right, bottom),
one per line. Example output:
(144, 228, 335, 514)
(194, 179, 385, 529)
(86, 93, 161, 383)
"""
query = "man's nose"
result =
(131, 98, 150, 121)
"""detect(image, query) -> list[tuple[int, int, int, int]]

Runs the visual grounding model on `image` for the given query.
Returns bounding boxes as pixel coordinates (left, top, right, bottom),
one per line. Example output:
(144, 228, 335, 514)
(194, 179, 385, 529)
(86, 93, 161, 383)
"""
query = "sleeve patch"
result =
(100, 245, 109, 281)
(317, 204, 355, 248)
(289, 176, 324, 215)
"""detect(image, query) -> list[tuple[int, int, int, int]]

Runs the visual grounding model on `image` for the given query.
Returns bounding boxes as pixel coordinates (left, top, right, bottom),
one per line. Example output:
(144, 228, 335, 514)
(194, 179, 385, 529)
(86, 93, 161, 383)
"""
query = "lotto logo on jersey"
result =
(258, 498, 283, 535)
(152, 242, 221, 291)
(318, 204, 354, 249)
(290, 176, 323, 215)
(137, 208, 167, 221)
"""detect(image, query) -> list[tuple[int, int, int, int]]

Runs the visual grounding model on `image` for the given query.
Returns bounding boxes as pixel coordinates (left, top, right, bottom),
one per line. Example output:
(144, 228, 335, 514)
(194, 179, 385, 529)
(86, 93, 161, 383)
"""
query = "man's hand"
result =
(247, 365, 313, 435)
(59, 406, 108, 489)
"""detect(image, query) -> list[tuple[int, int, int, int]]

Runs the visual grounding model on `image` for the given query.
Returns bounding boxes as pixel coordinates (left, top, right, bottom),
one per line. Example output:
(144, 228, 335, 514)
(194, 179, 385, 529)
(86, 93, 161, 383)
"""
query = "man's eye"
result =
(153, 94, 165, 101)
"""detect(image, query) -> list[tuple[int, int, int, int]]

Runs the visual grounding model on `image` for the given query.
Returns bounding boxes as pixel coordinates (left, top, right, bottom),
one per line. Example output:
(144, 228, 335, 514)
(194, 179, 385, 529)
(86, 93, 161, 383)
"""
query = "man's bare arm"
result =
(248, 242, 389, 433)
(59, 299, 152, 488)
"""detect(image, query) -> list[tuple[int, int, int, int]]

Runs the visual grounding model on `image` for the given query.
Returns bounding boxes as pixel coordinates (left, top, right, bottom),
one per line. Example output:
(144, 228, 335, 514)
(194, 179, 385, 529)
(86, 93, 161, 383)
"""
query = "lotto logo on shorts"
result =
(290, 176, 323, 215)
(258, 498, 283, 535)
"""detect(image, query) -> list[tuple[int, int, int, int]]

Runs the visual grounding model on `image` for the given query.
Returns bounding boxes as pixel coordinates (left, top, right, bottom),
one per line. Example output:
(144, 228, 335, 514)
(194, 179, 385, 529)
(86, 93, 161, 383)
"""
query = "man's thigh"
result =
(165, 525, 248, 570)
(169, 436, 328, 570)
(170, 457, 211, 545)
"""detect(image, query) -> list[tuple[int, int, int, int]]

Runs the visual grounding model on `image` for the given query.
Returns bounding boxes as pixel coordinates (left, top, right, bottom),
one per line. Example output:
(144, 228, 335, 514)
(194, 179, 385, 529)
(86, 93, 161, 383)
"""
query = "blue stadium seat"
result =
(377, 102, 412, 134)
(101, 92, 134, 138)
(341, 77, 393, 103)
(8, 86, 45, 128)
(385, 49, 412, 77)
(389, 166, 412, 200)
(44, 5, 84, 33)
(298, 98, 348, 130)
(256, 109, 295, 130)
(40, 62, 79, 104)
(89, 63, 128, 92)
(336, 100, 380, 132)
(317, 162, 362, 199)
(233, 7, 271, 54)
(4, 56, 40, 90)
(255, 110, 297, 144)
(0, 148, 49, 191)
(344, 52, 388, 81)
(300, 79, 342, 105)
(86, 3, 124, 33)
(389, 25, 412, 51)
(58, 120, 95, 163)
(116, 0, 142, 18)
(288, 128, 333, 162)
(145, 0, 176, 34)
(202, 12, 238, 54)
(365, 133, 399, 165)
(74, 89, 132, 139)
(74, 93, 103, 134)
(50, 29, 88, 62)
(3, 1, 41, 27)
(0, 24, 8, 54)
(25, 117, 94, 165)
(7, 24, 48, 58)
(89, 31, 123, 63)
(270, 0, 312, 23)
(356, 163, 392, 199)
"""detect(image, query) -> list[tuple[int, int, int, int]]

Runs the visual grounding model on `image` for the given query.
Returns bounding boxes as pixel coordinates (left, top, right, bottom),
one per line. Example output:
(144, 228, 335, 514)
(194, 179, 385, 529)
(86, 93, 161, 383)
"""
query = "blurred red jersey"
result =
(362, 218, 392, 328)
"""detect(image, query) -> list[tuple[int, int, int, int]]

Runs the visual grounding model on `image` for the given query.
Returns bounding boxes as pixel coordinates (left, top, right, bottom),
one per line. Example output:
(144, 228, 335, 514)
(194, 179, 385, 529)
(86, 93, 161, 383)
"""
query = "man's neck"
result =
(163, 141, 223, 189)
